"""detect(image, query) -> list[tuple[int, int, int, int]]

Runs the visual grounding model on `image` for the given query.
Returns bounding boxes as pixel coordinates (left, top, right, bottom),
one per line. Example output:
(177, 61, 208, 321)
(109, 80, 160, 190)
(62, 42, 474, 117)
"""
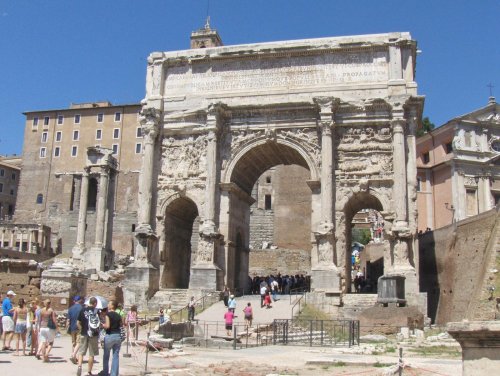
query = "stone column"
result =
(311, 97, 340, 292)
(392, 118, 408, 230)
(86, 166, 110, 271)
(124, 107, 161, 309)
(72, 169, 89, 260)
(1, 230, 4, 248)
(133, 107, 161, 264)
(28, 230, 32, 253)
(190, 103, 225, 292)
(10, 229, 14, 249)
(94, 166, 110, 248)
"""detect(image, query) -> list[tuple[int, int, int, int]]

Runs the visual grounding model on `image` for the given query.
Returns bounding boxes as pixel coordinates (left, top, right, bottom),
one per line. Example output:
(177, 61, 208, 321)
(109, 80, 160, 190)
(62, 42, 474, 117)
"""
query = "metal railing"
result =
(170, 291, 221, 323)
(273, 319, 360, 347)
(187, 320, 275, 349)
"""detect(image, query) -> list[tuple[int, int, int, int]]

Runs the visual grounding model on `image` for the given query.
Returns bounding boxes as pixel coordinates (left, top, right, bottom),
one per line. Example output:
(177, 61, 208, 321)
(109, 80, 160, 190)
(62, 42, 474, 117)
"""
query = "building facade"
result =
(0, 155, 21, 221)
(416, 97, 500, 231)
(14, 101, 142, 262)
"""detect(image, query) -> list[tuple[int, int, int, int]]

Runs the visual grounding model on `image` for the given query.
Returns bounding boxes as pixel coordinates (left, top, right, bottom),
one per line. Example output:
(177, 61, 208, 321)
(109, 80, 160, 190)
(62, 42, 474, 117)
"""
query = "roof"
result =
(23, 102, 141, 115)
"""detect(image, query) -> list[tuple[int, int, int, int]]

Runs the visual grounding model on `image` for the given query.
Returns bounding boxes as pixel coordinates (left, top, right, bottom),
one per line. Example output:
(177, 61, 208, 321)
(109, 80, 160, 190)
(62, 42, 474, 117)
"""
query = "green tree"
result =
(352, 228, 371, 245)
(417, 116, 435, 137)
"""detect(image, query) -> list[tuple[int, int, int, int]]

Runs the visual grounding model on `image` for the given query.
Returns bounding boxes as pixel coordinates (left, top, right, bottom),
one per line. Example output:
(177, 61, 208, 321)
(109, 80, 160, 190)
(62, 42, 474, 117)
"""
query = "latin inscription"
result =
(164, 51, 388, 94)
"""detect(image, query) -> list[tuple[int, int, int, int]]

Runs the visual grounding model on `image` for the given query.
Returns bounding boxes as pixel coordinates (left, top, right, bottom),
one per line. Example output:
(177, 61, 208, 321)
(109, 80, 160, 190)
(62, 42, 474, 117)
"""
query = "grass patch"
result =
(373, 361, 393, 368)
(332, 361, 346, 367)
(297, 304, 331, 321)
(408, 345, 461, 358)
(386, 346, 396, 353)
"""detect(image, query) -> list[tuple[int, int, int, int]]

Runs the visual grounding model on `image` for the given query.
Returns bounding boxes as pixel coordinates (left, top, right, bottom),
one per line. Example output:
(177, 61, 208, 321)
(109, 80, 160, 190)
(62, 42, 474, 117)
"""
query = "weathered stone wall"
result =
(86, 279, 123, 303)
(249, 248, 311, 276)
(249, 208, 274, 249)
(0, 259, 42, 304)
(419, 207, 499, 324)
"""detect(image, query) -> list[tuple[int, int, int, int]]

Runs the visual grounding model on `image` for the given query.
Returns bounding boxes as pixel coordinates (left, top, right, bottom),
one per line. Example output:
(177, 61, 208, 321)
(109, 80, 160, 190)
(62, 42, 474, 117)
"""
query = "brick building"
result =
(13, 101, 142, 259)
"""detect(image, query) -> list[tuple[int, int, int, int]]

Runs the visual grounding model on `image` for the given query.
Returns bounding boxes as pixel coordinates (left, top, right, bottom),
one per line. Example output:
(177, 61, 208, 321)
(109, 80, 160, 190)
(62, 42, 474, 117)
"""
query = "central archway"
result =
(222, 139, 318, 292)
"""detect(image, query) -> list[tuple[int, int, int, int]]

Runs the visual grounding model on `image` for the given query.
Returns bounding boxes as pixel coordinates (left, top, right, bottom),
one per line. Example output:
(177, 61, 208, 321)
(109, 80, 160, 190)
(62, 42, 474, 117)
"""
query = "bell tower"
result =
(190, 17, 223, 49)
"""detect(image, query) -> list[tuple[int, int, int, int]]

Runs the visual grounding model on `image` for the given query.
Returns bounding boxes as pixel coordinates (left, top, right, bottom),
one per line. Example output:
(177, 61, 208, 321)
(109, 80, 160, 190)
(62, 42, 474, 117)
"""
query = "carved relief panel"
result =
(335, 125, 393, 178)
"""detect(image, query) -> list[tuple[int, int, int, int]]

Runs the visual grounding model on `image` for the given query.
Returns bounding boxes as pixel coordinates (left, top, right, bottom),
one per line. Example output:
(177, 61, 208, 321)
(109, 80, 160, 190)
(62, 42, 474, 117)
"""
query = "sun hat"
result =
(6, 290, 16, 296)
(230, 294, 234, 298)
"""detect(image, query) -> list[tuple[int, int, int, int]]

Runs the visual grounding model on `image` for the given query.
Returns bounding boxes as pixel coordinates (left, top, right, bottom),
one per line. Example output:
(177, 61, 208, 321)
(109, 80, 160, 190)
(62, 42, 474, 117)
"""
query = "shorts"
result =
(15, 322, 27, 334)
(2, 316, 14, 332)
(79, 335, 99, 357)
(39, 327, 56, 343)
(70, 330, 80, 348)
(225, 324, 233, 331)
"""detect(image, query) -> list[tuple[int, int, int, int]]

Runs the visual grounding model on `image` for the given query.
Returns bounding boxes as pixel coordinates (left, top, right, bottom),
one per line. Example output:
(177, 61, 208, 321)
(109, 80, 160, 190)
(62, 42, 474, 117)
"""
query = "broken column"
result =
(447, 321, 500, 376)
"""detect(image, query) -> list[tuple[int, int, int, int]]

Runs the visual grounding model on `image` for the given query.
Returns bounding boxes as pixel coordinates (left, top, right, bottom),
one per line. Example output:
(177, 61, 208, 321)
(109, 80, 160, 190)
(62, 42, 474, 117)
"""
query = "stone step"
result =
(148, 289, 190, 311)
(342, 294, 378, 307)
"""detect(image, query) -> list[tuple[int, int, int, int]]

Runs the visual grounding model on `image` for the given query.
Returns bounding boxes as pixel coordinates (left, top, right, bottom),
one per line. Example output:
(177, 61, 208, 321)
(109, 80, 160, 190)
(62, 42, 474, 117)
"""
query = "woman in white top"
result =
(13, 298, 28, 356)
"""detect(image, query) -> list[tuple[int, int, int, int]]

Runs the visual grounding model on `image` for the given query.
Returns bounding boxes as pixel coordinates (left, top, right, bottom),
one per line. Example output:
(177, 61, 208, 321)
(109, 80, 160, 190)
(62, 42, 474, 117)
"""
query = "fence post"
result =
(309, 320, 313, 347)
(233, 325, 237, 350)
(348, 321, 352, 347)
(320, 320, 324, 346)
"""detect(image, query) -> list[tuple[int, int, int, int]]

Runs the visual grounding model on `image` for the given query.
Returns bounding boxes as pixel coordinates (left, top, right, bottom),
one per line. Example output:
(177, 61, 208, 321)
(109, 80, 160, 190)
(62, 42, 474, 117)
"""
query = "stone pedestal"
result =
(447, 321, 500, 376)
(85, 247, 106, 272)
(123, 264, 159, 308)
(311, 265, 340, 292)
(40, 261, 87, 311)
(377, 274, 406, 306)
(189, 264, 222, 291)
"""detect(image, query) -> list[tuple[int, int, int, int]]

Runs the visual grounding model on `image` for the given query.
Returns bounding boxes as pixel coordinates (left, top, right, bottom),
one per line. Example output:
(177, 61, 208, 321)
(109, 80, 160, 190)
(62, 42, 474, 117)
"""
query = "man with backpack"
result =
(76, 297, 101, 376)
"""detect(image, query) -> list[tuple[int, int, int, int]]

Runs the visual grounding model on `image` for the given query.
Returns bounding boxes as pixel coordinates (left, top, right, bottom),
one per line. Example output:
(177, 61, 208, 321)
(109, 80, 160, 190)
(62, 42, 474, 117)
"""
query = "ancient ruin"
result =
(125, 30, 425, 312)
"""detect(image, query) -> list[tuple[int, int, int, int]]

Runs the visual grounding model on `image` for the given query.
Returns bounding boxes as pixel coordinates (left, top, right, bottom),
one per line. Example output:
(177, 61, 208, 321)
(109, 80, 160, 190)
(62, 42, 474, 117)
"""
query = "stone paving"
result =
(0, 333, 462, 375)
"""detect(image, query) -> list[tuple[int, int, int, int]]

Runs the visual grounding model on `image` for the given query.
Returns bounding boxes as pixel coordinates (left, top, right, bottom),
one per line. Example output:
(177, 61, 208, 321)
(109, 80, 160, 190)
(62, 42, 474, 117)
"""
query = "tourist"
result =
(158, 308, 165, 325)
(264, 291, 272, 309)
(260, 284, 267, 308)
(228, 294, 236, 314)
(68, 295, 83, 364)
(13, 298, 28, 356)
(271, 278, 279, 302)
(222, 286, 230, 307)
(126, 305, 138, 341)
(187, 296, 196, 321)
(2, 290, 16, 351)
(99, 300, 123, 376)
(76, 297, 101, 376)
(164, 309, 171, 324)
(115, 302, 125, 319)
(28, 300, 38, 356)
(224, 308, 234, 337)
(243, 302, 253, 329)
(37, 299, 58, 362)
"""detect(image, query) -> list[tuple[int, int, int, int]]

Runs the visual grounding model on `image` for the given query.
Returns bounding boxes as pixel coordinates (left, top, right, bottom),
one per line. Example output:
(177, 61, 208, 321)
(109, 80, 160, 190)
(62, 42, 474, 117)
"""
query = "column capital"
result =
(139, 107, 161, 141)
(206, 102, 228, 132)
(391, 118, 406, 133)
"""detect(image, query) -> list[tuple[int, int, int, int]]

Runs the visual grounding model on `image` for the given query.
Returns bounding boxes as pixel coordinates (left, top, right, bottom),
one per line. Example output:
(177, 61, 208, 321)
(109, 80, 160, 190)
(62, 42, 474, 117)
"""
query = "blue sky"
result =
(0, 0, 498, 155)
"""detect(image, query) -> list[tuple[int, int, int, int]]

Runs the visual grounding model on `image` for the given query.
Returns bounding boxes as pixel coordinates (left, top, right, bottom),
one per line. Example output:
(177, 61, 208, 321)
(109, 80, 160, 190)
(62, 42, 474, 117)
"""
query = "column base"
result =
(189, 263, 222, 291)
(385, 266, 418, 307)
(85, 246, 106, 272)
(124, 264, 159, 308)
(311, 264, 340, 293)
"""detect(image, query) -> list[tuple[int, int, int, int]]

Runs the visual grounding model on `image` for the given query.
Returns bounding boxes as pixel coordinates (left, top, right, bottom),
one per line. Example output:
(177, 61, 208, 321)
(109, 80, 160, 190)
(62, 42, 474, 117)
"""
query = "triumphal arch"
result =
(124, 30, 424, 309)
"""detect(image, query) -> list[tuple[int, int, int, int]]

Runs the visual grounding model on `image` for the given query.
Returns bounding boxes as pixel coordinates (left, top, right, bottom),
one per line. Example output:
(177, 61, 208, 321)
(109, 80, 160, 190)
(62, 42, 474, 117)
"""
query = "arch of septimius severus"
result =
(124, 29, 425, 311)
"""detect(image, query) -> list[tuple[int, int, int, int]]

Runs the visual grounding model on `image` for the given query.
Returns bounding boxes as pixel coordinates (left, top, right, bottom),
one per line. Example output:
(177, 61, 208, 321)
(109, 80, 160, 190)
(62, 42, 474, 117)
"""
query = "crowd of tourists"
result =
(249, 273, 310, 296)
(1, 289, 134, 376)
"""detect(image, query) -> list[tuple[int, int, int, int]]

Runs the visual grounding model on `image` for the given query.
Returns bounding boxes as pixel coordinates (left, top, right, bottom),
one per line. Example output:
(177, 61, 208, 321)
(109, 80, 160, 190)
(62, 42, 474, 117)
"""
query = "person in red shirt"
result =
(264, 292, 272, 309)
(224, 309, 234, 336)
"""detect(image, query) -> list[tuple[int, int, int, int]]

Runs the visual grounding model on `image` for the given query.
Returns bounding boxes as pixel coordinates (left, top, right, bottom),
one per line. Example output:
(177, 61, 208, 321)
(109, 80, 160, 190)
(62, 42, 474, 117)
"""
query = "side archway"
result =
(160, 195, 200, 288)
(342, 191, 385, 293)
